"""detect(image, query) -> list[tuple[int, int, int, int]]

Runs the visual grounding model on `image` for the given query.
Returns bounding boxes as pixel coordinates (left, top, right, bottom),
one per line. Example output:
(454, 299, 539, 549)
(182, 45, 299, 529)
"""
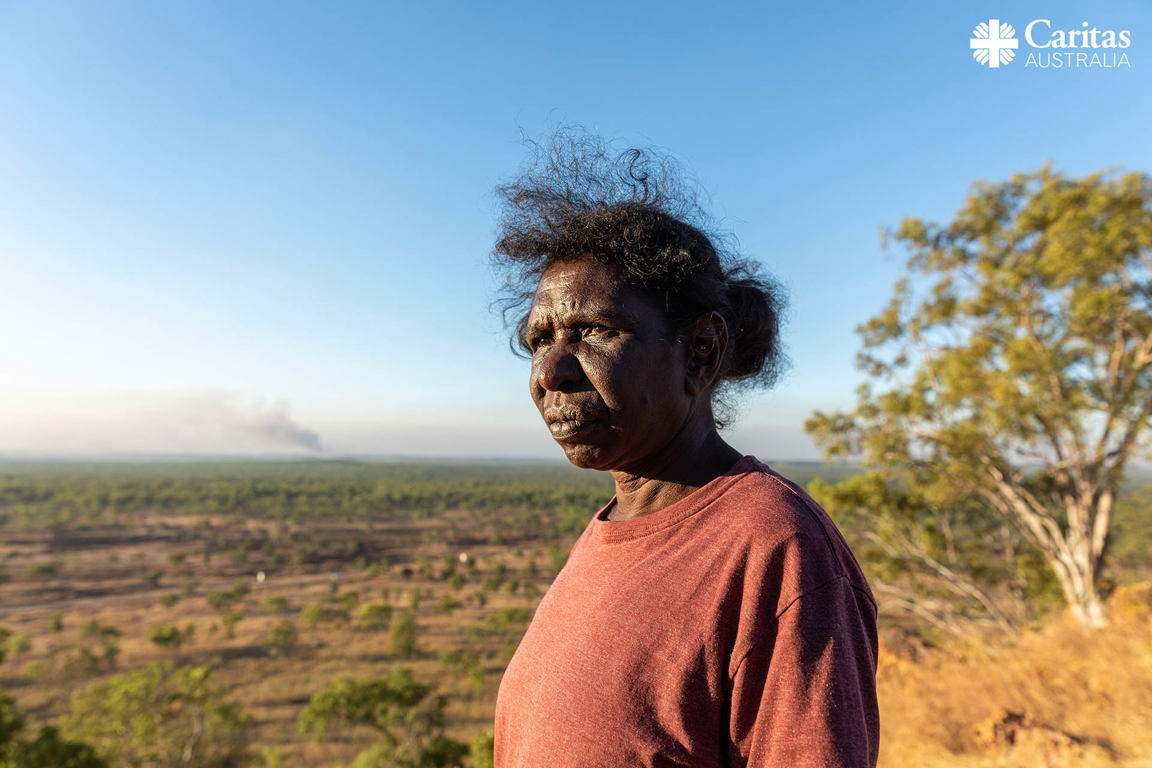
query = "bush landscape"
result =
(5, 166, 1152, 767)
(0, 459, 1149, 767)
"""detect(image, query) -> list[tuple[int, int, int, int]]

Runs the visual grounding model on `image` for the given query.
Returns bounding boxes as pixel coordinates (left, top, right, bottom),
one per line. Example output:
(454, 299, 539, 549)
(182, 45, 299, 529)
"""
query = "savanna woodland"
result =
(3, 168, 1152, 768)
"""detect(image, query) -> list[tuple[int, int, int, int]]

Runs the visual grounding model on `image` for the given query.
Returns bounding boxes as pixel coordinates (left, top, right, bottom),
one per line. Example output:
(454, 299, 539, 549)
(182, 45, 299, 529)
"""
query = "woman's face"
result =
(524, 255, 694, 474)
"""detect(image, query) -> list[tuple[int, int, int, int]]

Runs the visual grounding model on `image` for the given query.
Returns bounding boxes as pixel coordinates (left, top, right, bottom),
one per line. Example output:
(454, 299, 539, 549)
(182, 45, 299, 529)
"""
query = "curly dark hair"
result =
(492, 130, 787, 426)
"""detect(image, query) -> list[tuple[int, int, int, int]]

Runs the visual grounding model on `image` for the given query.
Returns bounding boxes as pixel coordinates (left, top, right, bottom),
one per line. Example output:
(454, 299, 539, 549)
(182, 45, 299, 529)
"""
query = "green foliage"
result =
(438, 649, 480, 676)
(0, 633, 27, 661)
(257, 745, 286, 767)
(78, 620, 115, 642)
(148, 624, 185, 649)
(333, 590, 361, 616)
(221, 611, 243, 639)
(298, 667, 466, 768)
(439, 649, 484, 696)
(0, 693, 21, 748)
(206, 582, 249, 613)
(263, 620, 298, 658)
(357, 601, 393, 630)
(469, 730, 494, 768)
(466, 667, 484, 697)
(483, 563, 508, 592)
(809, 473, 1036, 634)
(300, 602, 330, 628)
(2, 725, 108, 768)
(1109, 485, 1152, 579)
(25, 560, 59, 579)
(433, 596, 460, 615)
(67, 622, 121, 675)
(61, 663, 250, 768)
(390, 611, 419, 659)
(1, 692, 107, 768)
(546, 544, 569, 577)
(472, 607, 534, 642)
(259, 595, 289, 614)
(416, 554, 435, 580)
(157, 593, 181, 609)
(808, 167, 1152, 629)
(0, 461, 611, 541)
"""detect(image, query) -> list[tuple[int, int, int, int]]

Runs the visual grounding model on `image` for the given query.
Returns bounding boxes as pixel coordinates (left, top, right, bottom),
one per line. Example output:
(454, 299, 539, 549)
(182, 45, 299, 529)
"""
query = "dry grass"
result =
(3, 506, 1151, 768)
(878, 583, 1152, 768)
(0, 511, 544, 766)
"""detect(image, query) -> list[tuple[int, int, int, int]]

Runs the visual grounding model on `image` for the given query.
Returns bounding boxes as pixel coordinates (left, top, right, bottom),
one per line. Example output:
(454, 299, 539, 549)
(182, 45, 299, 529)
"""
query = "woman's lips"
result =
(548, 419, 597, 440)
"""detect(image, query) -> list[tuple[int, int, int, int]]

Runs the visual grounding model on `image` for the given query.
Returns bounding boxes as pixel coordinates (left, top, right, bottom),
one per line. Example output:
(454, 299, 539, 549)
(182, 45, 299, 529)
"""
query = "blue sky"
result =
(0, 0, 1148, 459)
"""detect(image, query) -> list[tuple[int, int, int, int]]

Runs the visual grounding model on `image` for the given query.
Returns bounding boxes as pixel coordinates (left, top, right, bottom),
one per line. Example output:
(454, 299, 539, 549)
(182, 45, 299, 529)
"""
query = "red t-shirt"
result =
(495, 456, 879, 767)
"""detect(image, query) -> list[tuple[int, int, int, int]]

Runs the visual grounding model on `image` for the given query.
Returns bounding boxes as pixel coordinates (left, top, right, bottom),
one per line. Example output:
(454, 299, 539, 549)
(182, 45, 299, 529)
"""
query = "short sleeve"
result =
(727, 576, 880, 768)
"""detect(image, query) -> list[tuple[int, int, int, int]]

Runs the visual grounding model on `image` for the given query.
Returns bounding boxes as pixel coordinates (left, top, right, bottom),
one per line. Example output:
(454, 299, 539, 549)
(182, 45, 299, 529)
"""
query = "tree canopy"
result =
(0, 691, 106, 768)
(61, 664, 250, 768)
(299, 667, 467, 768)
(807, 166, 1152, 628)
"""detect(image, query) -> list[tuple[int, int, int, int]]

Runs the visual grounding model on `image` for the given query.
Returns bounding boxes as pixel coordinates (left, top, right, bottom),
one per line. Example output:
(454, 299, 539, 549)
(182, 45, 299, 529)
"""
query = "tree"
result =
(390, 611, 419, 659)
(66, 621, 120, 675)
(357, 601, 393, 630)
(149, 624, 186, 649)
(468, 730, 494, 768)
(3, 726, 108, 768)
(61, 663, 250, 768)
(0, 692, 106, 768)
(298, 667, 466, 768)
(806, 472, 1050, 635)
(263, 620, 298, 658)
(807, 167, 1152, 628)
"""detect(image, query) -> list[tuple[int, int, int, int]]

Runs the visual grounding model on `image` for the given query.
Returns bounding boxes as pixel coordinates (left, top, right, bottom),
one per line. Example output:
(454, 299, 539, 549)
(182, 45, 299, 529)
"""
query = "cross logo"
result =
(970, 19, 1019, 68)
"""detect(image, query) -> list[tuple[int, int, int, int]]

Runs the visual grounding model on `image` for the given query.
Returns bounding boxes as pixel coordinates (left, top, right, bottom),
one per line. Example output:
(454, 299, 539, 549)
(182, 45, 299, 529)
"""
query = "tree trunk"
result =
(982, 465, 1110, 628)
(1048, 545, 1108, 628)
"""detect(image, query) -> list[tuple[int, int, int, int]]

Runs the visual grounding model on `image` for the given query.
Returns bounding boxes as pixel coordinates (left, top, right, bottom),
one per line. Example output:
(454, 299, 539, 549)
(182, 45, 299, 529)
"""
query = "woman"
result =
(492, 133, 879, 768)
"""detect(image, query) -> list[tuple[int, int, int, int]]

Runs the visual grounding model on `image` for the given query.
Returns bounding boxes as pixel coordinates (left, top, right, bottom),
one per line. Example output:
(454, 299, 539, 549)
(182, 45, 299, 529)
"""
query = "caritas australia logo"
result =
(969, 18, 1132, 69)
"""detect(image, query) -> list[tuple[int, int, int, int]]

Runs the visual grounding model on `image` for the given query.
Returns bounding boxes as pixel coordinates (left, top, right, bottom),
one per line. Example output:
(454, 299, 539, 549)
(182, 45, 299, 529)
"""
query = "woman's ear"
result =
(683, 312, 728, 396)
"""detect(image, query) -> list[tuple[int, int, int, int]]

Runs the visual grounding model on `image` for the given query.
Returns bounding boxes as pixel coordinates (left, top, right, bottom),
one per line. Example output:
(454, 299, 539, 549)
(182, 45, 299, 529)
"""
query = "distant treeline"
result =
(0, 459, 857, 533)
(0, 461, 614, 531)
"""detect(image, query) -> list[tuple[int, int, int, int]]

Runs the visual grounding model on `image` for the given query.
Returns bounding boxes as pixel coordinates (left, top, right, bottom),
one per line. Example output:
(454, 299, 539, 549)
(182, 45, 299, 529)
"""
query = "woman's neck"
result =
(607, 430, 742, 521)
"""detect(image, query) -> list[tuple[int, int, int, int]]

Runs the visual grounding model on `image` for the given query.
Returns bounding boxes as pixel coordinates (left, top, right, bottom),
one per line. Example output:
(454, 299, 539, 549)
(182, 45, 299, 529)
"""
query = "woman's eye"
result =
(583, 326, 612, 339)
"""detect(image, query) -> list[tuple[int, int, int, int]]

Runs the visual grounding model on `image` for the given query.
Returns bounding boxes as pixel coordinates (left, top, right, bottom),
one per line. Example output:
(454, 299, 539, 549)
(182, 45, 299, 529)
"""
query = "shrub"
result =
(433, 596, 461, 615)
(300, 603, 328, 628)
(148, 625, 184, 650)
(24, 561, 59, 579)
(259, 596, 289, 615)
(263, 621, 298, 658)
(390, 612, 419, 659)
(221, 612, 242, 640)
(298, 667, 465, 768)
(356, 602, 392, 631)
(5, 633, 31, 658)
(470, 729, 494, 768)
(205, 583, 249, 612)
